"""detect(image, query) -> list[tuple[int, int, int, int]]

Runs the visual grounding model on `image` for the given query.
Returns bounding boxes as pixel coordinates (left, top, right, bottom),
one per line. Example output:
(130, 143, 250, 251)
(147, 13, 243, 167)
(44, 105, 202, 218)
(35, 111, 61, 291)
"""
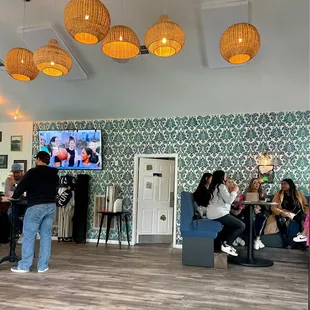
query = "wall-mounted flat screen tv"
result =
(38, 130, 102, 170)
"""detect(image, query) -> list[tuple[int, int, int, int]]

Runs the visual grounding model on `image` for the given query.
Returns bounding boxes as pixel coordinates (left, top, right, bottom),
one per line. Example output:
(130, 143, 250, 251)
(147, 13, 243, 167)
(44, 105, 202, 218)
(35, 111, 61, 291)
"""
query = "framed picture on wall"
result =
(258, 165, 275, 183)
(13, 160, 27, 172)
(10, 136, 23, 152)
(0, 155, 8, 169)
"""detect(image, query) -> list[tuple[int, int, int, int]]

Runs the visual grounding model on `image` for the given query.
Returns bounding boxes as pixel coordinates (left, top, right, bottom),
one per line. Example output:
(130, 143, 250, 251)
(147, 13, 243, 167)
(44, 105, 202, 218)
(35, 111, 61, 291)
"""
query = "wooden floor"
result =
(0, 242, 308, 310)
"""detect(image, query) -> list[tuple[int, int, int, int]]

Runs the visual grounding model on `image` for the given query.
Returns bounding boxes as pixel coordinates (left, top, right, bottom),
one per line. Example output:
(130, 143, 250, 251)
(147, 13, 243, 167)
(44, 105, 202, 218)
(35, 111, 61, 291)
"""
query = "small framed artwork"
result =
(258, 165, 275, 184)
(13, 160, 27, 172)
(10, 135, 23, 152)
(0, 155, 8, 169)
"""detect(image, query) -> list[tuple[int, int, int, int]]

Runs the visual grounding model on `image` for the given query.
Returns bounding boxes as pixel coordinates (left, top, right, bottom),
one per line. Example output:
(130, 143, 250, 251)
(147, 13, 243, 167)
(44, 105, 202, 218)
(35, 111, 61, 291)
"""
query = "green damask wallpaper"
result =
(32, 111, 310, 244)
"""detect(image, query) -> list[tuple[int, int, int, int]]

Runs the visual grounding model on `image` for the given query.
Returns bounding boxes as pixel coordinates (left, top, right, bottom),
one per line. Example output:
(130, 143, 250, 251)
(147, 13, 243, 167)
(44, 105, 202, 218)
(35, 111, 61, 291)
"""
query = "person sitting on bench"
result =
(5, 163, 25, 243)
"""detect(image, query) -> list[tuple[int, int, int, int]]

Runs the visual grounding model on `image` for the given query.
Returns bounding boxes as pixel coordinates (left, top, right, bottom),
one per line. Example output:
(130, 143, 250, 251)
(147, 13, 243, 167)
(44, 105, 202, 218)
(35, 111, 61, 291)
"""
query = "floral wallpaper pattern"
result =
(32, 110, 310, 244)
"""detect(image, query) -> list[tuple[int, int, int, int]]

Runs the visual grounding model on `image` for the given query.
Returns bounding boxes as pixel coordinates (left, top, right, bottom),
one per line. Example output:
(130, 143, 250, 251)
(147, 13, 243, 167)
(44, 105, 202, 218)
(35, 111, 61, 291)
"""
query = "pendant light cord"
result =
(22, 0, 26, 39)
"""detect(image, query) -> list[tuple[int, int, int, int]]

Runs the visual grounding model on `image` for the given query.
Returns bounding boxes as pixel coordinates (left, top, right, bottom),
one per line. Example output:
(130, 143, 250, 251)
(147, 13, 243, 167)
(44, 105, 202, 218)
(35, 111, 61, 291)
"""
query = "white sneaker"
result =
(232, 240, 238, 247)
(293, 233, 307, 243)
(254, 240, 260, 250)
(221, 244, 238, 256)
(17, 234, 24, 244)
(236, 237, 245, 246)
(258, 239, 265, 249)
(38, 267, 49, 273)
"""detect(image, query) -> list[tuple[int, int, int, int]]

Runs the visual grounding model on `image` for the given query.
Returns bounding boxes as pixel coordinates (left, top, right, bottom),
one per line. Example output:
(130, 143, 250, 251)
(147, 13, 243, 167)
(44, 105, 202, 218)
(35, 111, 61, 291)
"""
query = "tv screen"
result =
(38, 130, 102, 170)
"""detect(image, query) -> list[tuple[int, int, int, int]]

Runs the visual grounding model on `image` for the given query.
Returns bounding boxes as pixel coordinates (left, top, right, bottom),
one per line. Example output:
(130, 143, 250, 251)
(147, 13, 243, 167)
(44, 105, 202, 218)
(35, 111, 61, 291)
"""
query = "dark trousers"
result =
(7, 205, 26, 233)
(276, 211, 306, 246)
(214, 214, 246, 246)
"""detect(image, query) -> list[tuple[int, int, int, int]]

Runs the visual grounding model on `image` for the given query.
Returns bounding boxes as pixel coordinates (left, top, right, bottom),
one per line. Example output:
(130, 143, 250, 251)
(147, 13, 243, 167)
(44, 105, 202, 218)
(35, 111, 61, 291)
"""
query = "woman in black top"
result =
(66, 136, 78, 167)
(193, 173, 212, 217)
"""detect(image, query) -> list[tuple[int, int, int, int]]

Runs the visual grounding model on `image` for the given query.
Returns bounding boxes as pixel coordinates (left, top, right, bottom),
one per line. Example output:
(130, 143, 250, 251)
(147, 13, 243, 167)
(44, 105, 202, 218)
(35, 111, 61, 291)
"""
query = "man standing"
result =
(3, 151, 59, 273)
(5, 163, 25, 243)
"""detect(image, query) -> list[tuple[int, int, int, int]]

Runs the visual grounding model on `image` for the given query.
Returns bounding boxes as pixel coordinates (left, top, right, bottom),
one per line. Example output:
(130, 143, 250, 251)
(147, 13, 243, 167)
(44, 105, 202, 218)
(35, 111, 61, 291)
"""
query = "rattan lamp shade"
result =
(220, 23, 260, 64)
(102, 25, 140, 59)
(4, 48, 39, 82)
(33, 39, 72, 77)
(64, 0, 111, 45)
(144, 15, 185, 57)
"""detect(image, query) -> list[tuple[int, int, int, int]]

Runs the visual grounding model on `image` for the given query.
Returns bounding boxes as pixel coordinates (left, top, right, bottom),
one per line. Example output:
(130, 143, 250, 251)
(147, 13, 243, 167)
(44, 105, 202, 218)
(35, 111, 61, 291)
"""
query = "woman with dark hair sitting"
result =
(193, 173, 212, 218)
(204, 170, 245, 256)
(265, 178, 309, 247)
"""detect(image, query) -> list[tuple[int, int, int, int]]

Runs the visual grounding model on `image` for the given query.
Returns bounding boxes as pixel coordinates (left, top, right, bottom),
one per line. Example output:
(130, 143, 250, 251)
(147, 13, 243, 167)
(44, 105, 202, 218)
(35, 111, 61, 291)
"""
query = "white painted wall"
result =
(0, 122, 33, 191)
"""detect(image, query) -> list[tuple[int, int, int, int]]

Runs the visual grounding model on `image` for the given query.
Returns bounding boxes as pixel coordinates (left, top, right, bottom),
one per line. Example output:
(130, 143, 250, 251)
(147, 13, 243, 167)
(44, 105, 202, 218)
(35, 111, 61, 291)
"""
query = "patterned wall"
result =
(32, 111, 310, 244)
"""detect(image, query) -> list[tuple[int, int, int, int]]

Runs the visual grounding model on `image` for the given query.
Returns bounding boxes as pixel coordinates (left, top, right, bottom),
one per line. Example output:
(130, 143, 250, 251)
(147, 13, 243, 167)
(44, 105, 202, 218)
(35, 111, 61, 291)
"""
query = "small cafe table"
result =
(96, 211, 131, 249)
(0, 198, 27, 264)
(229, 201, 279, 267)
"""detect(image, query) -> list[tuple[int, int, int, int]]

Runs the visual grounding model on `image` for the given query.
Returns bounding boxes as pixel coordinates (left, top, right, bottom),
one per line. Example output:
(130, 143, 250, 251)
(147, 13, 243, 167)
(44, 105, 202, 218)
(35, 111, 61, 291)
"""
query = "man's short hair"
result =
(35, 151, 50, 165)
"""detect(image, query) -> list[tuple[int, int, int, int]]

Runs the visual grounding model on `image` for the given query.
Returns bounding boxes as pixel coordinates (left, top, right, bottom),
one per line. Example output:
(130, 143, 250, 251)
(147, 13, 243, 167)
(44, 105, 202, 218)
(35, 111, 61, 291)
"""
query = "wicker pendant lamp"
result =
(33, 39, 72, 77)
(102, 25, 140, 59)
(220, 23, 260, 64)
(4, 48, 39, 82)
(144, 15, 185, 57)
(64, 0, 111, 45)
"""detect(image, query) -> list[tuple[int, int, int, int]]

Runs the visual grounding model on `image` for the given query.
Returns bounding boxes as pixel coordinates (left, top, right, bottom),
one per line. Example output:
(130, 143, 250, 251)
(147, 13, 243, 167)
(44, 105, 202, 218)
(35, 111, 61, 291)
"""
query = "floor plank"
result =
(0, 242, 308, 310)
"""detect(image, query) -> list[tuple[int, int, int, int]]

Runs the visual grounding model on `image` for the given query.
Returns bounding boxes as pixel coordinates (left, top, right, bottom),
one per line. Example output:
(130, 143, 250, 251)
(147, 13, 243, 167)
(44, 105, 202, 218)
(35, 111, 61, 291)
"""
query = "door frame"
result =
(132, 153, 178, 248)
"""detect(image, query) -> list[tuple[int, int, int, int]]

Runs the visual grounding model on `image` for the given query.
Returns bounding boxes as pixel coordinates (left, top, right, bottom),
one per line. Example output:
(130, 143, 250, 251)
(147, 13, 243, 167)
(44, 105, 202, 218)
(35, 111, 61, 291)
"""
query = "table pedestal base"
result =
(0, 254, 20, 264)
(229, 256, 274, 267)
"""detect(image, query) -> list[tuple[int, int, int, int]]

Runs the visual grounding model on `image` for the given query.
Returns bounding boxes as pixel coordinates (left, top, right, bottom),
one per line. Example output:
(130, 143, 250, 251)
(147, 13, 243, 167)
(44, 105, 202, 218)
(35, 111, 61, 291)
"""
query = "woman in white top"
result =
(206, 170, 245, 256)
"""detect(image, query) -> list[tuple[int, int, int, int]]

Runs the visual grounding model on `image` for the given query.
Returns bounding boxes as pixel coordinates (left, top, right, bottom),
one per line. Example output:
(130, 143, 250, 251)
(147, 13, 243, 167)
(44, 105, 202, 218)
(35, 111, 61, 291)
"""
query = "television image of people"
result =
(39, 130, 102, 170)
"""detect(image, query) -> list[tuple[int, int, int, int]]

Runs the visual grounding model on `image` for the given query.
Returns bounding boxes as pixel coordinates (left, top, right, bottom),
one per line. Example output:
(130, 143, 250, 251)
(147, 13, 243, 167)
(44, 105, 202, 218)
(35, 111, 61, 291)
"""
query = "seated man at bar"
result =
(4, 163, 26, 243)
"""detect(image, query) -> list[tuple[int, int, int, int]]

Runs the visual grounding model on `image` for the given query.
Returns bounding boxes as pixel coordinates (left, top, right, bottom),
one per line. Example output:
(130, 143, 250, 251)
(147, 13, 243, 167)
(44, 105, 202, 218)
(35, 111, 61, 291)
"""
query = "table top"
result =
(235, 201, 279, 206)
(98, 210, 130, 215)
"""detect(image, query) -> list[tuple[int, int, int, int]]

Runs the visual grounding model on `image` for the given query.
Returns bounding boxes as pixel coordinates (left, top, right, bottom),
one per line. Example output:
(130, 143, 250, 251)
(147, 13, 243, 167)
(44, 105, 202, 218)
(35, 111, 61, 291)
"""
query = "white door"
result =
(137, 158, 175, 243)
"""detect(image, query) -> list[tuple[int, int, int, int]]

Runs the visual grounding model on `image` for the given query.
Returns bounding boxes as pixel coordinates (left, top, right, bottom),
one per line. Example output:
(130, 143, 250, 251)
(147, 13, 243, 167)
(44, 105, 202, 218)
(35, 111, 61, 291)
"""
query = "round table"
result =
(228, 200, 279, 267)
(0, 198, 26, 264)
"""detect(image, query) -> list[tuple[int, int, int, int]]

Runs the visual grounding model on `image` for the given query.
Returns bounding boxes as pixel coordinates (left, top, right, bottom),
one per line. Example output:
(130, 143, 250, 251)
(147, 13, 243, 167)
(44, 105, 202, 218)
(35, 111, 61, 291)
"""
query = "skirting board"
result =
(52, 237, 182, 248)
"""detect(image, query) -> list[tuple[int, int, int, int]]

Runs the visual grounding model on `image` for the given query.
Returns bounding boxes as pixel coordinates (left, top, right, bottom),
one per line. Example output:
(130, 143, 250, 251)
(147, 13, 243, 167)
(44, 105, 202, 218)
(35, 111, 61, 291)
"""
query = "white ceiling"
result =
(0, 0, 308, 122)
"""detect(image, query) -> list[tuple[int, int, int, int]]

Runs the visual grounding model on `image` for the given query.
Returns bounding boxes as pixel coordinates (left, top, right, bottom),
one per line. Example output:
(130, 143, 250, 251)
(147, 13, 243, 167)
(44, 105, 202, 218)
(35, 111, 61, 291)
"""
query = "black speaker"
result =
(73, 174, 90, 243)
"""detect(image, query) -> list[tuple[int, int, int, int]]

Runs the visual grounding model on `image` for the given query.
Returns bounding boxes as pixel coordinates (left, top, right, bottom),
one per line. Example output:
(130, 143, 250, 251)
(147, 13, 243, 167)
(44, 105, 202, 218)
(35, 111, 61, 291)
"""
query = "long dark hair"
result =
(195, 173, 212, 191)
(205, 170, 226, 205)
(281, 178, 298, 201)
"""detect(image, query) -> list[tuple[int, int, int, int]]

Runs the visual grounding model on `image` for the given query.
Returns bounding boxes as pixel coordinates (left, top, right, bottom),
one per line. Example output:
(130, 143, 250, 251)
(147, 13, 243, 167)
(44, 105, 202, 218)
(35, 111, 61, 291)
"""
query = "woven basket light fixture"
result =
(64, 0, 111, 45)
(33, 39, 72, 77)
(144, 15, 185, 57)
(102, 25, 140, 59)
(4, 48, 39, 82)
(220, 23, 260, 64)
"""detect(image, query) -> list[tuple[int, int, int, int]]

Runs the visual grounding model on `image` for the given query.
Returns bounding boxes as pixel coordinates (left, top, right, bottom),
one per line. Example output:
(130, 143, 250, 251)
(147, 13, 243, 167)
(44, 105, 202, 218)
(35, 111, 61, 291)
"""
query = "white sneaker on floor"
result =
(221, 244, 238, 256)
(236, 237, 245, 246)
(293, 233, 307, 243)
(38, 267, 49, 273)
(254, 240, 260, 250)
(258, 239, 265, 249)
(17, 234, 24, 244)
(232, 240, 238, 247)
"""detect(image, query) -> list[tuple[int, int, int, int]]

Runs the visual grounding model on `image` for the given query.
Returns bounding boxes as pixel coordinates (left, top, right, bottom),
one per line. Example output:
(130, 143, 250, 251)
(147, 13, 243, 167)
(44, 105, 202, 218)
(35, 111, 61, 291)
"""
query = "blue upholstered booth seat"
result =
(180, 191, 222, 267)
(180, 191, 222, 238)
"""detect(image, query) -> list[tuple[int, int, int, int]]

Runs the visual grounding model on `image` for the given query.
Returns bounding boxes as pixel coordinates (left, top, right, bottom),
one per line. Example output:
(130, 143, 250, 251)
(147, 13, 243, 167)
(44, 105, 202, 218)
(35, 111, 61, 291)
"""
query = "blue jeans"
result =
(18, 203, 56, 271)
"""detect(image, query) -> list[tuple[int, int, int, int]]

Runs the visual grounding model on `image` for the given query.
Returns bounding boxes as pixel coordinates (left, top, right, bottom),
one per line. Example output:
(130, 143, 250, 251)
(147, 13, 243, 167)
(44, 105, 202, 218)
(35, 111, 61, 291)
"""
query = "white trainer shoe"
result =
(237, 237, 245, 246)
(221, 244, 238, 256)
(254, 240, 260, 250)
(258, 239, 265, 249)
(293, 233, 307, 243)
